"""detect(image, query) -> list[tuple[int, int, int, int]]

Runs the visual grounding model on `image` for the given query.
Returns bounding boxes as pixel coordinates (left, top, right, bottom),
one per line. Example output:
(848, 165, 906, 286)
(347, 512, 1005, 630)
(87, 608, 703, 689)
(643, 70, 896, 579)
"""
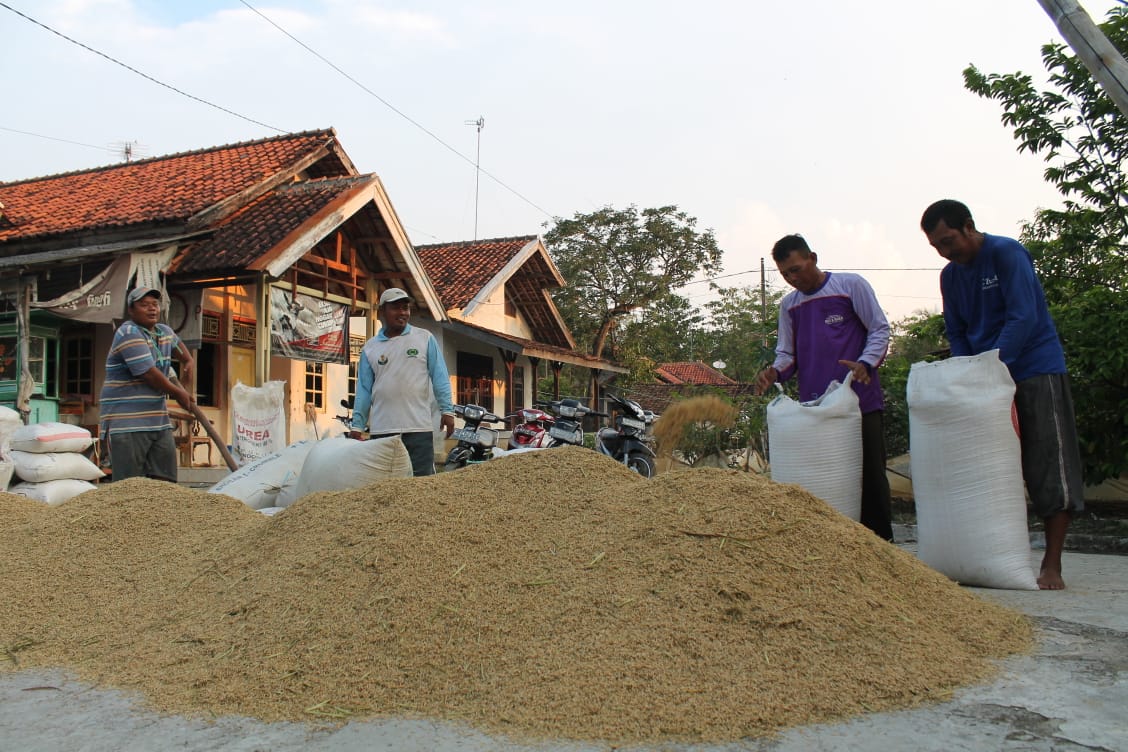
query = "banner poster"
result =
(269, 288, 349, 364)
(31, 254, 132, 323)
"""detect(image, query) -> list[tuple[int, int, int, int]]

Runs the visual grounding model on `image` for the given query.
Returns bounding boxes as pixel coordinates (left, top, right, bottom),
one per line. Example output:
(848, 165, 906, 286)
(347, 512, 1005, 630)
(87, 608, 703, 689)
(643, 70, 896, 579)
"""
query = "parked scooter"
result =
(542, 398, 607, 448)
(594, 392, 658, 477)
(443, 403, 505, 471)
(505, 405, 556, 449)
(334, 398, 354, 435)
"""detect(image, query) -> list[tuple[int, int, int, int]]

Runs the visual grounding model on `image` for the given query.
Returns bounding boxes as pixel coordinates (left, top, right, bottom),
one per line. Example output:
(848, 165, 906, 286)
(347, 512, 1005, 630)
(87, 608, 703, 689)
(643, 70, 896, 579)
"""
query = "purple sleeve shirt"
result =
(772, 272, 890, 413)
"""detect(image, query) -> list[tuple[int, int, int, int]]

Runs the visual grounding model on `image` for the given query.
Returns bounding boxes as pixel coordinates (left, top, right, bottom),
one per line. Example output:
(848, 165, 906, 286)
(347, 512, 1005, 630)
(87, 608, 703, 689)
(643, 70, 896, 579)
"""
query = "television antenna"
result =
(112, 140, 146, 162)
(464, 116, 484, 239)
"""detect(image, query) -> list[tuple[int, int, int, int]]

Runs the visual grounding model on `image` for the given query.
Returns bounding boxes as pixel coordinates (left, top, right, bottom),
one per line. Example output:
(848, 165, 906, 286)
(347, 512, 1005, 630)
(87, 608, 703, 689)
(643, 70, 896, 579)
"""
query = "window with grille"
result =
(305, 361, 325, 409)
(62, 336, 94, 396)
(455, 352, 493, 411)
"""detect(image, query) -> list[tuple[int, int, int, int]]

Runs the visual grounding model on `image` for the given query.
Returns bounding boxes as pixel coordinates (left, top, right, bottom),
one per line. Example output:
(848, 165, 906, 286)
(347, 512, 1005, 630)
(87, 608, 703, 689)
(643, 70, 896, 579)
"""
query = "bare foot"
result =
(1038, 568, 1065, 590)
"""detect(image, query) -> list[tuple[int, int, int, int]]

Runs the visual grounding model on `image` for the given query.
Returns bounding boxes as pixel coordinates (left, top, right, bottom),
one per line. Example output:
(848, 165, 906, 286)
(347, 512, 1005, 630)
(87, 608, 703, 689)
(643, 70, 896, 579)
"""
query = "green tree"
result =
(543, 205, 723, 361)
(701, 284, 781, 383)
(964, 7, 1128, 482)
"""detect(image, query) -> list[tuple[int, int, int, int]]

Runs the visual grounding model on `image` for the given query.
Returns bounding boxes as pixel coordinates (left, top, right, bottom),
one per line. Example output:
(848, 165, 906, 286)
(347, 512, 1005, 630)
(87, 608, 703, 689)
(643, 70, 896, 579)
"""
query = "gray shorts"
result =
(1014, 373, 1085, 518)
(109, 429, 179, 482)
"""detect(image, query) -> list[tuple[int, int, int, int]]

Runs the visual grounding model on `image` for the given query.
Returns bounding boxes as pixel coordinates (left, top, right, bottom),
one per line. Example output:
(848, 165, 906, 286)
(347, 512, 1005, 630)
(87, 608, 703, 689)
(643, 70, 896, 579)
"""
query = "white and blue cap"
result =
(127, 287, 161, 305)
(378, 287, 412, 306)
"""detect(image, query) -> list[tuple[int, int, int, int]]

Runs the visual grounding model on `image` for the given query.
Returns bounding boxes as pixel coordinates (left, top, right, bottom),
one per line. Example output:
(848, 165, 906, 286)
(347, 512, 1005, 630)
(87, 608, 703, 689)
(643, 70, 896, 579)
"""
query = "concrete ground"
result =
(1, 548, 1125, 752)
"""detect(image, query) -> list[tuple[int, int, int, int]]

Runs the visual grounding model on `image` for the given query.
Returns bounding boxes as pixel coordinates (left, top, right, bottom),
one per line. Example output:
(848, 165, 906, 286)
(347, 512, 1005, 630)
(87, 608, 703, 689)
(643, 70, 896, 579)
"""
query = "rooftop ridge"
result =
(0, 128, 336, 187)
(415, 234, 538, 250)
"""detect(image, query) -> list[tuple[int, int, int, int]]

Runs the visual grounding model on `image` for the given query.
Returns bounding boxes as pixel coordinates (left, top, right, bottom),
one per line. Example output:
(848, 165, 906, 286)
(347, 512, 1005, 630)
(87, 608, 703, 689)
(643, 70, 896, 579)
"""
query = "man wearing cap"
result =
(349, 287, 455, 476)
(99, 286, 195, 482)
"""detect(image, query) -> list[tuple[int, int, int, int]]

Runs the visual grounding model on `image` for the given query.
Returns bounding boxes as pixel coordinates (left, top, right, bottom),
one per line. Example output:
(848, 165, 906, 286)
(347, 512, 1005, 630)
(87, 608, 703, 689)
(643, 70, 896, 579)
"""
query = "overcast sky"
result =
(1, 0, 1121, 322)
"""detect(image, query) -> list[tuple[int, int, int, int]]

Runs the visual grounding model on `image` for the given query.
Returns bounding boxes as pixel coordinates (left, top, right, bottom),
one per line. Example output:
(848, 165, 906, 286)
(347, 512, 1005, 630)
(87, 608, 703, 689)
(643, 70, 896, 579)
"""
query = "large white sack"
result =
(767, 375, 862, 521)
(0, 405, 22, 455)
(907, 350, 1036, 590)
(10, 422, 93, 454)
(0, 460, 13, 491)
(286, 435, 413, 504)
(11, 450, 105, 483)
(208, 440, 315, 510)
(230, 380, 287, 465)
(8, 478, 97, 506)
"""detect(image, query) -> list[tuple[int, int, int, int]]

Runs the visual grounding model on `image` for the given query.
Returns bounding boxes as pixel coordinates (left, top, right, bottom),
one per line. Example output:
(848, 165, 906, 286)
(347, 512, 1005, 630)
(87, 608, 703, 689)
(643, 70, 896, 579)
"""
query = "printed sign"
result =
(269, 288, 348, 364)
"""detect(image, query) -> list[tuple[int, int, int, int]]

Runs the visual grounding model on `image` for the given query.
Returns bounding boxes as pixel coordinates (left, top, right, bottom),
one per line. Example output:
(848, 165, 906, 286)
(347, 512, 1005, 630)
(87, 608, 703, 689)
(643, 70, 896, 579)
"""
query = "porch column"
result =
(255, 274, 270, 386)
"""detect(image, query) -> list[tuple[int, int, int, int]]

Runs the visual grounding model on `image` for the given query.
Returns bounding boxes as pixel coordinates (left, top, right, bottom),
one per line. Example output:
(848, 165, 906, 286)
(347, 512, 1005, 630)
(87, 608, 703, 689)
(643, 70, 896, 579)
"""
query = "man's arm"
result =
(349, 354, 374, 436)
(992, 245, 1042, 367)
(426, 336, 455, 437)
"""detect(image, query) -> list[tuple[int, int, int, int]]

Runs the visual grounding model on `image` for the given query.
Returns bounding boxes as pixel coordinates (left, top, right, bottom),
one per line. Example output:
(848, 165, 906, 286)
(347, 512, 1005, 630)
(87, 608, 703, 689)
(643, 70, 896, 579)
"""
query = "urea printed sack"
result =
(10, 422, 93, 454)
(208, 440, 315, 510)
(8, 478, 97, 506)
(230, 381, 287, 465)
(767, 375, 862, 521)
(907, 350, 1037, 590)
(286, 435, 413, 505)
(11, 450, 105, 483)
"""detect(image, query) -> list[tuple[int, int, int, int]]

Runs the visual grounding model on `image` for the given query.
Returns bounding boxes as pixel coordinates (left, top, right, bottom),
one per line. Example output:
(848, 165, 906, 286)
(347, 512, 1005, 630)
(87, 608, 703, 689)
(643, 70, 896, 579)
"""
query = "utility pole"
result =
(465, 116, 485, 239)
(1037, 0, 1128, 118)
(760, 257, 768, 347)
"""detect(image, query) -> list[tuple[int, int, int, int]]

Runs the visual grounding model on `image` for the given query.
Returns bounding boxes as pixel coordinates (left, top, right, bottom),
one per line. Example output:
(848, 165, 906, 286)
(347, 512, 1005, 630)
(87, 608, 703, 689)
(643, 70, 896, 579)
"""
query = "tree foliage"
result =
(964, 7, 1128, 482)
(543, 205, 723, 360)
(880, 312, 948, 458)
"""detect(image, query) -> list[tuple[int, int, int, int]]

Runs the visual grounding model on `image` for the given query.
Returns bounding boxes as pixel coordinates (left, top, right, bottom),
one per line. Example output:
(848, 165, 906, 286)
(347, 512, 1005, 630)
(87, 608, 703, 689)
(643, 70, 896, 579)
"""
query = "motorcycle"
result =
(443, 403, 505, 471)
(505, 405, 556, 449)
(594, 392, 659, 478)
(335, 398, 354, 435)
(542, 398, 607, 448)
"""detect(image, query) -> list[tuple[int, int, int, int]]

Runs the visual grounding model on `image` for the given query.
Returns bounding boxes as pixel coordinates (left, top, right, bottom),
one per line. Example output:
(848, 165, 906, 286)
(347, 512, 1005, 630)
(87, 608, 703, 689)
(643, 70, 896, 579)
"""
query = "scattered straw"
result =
(0, 446, 1032, 744)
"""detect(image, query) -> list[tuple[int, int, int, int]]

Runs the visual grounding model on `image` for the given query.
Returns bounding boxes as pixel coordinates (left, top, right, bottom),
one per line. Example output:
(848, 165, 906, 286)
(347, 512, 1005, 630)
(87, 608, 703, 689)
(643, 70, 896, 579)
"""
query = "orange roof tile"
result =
(655, 361, 738, 385)
(172, 175, 376, 274)
(0, 129, 350, 248)
(416, 236, 540, 308)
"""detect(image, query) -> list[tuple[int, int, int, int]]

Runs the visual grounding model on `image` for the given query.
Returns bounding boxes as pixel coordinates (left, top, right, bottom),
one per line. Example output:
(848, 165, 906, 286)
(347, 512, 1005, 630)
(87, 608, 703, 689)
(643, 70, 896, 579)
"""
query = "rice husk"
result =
(0, 446, 1032, 743)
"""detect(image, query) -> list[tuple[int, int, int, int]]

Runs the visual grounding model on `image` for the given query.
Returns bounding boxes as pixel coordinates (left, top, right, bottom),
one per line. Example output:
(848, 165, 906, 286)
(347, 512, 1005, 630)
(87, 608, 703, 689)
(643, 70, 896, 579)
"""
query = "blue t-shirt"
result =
(100, 321, 180, 435)
(940, 233, 1065, 382)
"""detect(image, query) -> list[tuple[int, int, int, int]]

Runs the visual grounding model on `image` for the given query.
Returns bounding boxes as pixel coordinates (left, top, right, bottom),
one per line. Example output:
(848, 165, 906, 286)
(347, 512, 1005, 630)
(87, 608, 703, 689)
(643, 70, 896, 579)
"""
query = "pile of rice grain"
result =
(0, 446, 1032, 744)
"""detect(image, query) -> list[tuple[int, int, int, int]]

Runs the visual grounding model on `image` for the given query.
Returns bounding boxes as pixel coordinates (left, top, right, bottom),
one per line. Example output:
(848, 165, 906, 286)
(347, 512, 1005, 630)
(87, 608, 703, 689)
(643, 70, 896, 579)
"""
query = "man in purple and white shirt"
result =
(755, 234, 893, 540)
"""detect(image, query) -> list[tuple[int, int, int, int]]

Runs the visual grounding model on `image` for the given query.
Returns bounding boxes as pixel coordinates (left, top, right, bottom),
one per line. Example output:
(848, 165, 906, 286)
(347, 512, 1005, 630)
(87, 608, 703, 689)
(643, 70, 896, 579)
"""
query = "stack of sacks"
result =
(207, 440, 316, 512)
(0, 406, 23, 490)
(7, 422, 103, 506)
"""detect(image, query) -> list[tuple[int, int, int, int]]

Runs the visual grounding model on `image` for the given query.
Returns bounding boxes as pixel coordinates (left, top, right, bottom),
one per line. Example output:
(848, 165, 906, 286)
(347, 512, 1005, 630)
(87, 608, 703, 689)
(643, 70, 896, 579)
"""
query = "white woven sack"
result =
(767, 375, 862, 520)
(907, 350, 1036, 590)
(0, 405, 22, 456)
(11, 450, 105, 483)
(8, 478, 97, 506)
(208, 440, 315, 510)
(230, 380, 287, 465)
(0, 459, 13, 491)
(288, 435, 413, 504)
(10, 422, 93, 454)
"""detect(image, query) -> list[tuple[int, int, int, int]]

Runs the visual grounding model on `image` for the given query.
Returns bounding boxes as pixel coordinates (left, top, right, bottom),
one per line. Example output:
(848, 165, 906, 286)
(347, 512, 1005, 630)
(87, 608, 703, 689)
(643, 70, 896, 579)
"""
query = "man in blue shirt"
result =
(921, 199, 1084, 590)
(348, 288, 455, 476)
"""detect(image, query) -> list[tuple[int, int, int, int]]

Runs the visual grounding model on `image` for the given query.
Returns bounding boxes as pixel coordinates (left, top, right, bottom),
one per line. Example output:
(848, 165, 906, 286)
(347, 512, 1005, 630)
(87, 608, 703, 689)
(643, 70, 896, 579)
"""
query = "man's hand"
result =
(754, 366, 779, 396)
(838, 359, 872, 385)
(347, 430, 364, 440)
(440, 413, 455, 438)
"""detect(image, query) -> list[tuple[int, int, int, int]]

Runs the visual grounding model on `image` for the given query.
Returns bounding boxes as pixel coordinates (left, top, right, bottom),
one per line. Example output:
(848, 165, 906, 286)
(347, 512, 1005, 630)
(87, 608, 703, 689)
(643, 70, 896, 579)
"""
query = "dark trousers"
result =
(370, 430, 435, 477)
(860, 410, 894, 541)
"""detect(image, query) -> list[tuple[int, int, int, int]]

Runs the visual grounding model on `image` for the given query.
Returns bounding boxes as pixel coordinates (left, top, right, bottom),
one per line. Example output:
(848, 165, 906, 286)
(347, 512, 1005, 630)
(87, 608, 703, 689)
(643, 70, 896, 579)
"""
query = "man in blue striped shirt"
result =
(100, 287, 195, 482)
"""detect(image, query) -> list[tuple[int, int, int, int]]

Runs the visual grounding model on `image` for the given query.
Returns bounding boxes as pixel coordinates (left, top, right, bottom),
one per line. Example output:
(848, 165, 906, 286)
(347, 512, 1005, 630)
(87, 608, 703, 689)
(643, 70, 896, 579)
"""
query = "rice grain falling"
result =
(0, 447, 1032, 744)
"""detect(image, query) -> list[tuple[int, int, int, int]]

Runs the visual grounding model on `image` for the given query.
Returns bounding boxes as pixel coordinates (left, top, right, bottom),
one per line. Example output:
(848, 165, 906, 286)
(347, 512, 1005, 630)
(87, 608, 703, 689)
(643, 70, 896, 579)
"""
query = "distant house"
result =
(0, 130, 616, 469)
(628, 360, 755, 416)
(417, 236, 624, 418)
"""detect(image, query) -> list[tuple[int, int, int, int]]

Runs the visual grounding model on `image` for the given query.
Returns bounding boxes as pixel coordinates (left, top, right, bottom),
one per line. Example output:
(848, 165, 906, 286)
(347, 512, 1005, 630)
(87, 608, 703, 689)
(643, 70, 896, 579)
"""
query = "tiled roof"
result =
(172, 175, 376, 274)
(655, 361, 738, 385)
(416, 235, 540, 308)
(0, 129, 349, 247)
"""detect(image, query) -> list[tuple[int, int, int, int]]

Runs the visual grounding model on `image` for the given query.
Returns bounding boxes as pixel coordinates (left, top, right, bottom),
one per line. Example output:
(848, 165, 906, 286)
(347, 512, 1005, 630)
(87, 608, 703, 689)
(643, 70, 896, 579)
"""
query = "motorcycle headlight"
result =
(462, 405, 484, 422)
(557, 403, 579, 418)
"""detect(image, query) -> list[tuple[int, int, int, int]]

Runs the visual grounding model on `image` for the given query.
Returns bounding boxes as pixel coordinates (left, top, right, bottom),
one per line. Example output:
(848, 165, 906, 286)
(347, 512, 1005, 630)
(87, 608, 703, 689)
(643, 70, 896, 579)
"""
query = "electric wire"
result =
(238, 0, 555, 220)
(0, 126, 115, 155)
(0, 1, 286, 133)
